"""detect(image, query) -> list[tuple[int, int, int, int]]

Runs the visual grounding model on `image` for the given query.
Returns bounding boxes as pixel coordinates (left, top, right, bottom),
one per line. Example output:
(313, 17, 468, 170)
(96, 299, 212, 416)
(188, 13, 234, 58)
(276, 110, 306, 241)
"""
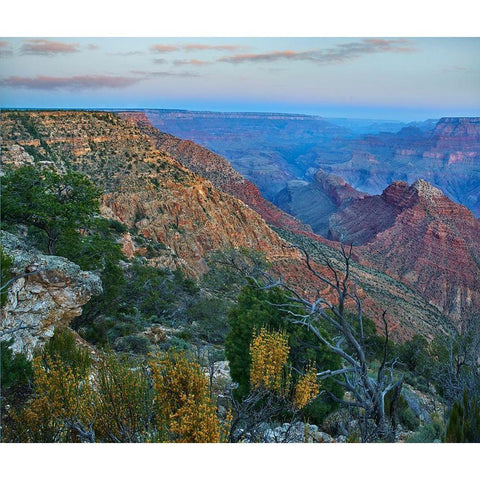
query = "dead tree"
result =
(222, 243, 403, 441)
(272, 243, 403, 442)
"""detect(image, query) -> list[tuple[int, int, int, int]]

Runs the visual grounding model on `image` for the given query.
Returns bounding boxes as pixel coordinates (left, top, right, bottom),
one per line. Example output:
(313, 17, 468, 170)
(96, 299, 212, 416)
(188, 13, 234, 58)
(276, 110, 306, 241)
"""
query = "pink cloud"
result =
(150, 44, 180, 53)
(182, 44, 246, 52)
(219, 39, 416, 64)
(220, 50, 298, 63)
(173, 59, 211, 66)
(150, 43, 248, 56)
(21, 39, 81, 55)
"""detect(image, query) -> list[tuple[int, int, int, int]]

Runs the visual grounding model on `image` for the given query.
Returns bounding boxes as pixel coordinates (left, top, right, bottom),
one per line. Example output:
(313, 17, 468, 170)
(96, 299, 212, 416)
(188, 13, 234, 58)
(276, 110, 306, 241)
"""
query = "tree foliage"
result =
(445, 390, 480, 443)
(1, 165, 101, 255)
(225, 283, 342, 422)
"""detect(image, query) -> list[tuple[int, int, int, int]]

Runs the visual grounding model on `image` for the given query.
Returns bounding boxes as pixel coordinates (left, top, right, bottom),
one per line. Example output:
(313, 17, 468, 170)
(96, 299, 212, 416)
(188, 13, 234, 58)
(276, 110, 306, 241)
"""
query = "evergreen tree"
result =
(1, 165, 101, 255)
(445, 390, 480, 442)
(225, 282, 342, 423)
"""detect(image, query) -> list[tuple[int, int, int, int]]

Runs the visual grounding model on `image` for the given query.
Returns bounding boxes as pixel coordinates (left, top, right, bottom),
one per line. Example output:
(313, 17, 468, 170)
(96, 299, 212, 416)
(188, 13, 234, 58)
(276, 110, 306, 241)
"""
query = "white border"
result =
(1, 0, 479, 36)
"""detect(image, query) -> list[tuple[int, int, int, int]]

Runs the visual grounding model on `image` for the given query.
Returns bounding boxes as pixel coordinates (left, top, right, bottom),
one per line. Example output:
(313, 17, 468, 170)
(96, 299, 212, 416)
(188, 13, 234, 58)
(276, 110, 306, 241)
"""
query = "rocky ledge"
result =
(1, 231, 102, 359)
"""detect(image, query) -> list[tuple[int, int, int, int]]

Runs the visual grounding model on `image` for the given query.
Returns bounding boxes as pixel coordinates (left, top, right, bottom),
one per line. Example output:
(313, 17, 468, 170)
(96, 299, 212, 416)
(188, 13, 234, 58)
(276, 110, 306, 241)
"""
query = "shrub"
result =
(115, 335, 150, 355)
(0, 341, 33, 399)
(150, 351, 227, 442)
(0, 247, 13, 307)
(93, 353, 153, 442)
(445, 390, 480, 442)
(6, 354, 95, 442)
(42, 327, 91, 378)
(407, 415, 445, 443)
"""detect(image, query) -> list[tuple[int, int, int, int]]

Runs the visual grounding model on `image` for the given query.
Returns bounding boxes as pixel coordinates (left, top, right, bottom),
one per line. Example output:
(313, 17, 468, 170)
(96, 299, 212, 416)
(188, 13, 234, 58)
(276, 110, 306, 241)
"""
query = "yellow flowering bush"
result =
(10, 355, 95, 442)
(294, 363, 320, 410)
(150, 351, 227, 442)
(249, 327, 290, 395)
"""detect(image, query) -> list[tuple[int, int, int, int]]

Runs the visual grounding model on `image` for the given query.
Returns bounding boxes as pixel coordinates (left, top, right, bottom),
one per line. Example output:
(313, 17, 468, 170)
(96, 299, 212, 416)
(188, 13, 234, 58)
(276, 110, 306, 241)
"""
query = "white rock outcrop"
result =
(1, 231, 102, 359)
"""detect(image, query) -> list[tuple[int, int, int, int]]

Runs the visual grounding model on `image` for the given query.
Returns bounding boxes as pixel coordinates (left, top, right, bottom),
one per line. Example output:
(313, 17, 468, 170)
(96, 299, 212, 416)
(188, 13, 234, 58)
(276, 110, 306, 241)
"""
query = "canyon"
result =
(144, 110, 480, 217)
(2, 109, 473, 342)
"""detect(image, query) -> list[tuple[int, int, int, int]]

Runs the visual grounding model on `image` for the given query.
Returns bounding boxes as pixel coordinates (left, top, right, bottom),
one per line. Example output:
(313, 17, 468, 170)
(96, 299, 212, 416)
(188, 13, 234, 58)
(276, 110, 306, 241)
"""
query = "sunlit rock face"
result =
(0, 110, 297, 278)
(330, 179, 480, 328)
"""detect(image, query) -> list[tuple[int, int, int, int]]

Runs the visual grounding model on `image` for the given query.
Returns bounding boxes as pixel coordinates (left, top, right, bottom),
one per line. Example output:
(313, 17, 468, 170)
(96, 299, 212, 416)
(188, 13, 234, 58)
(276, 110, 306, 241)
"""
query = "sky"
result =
(0, 37, 479, 120)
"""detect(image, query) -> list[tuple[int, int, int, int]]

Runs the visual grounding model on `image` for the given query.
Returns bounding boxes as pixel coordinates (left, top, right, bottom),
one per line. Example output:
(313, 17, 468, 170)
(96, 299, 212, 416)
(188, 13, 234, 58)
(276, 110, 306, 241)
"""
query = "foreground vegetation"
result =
(1, 165, 479, 442)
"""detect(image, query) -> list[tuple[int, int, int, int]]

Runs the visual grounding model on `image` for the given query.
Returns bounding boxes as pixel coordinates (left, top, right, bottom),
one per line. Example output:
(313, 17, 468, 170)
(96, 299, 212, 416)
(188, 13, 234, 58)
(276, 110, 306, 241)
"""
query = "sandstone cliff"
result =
(118, 111, 313, 235)
(1, 110, 297, 277)
(1, 231, 102, 359)
(330, 179, 480, 327)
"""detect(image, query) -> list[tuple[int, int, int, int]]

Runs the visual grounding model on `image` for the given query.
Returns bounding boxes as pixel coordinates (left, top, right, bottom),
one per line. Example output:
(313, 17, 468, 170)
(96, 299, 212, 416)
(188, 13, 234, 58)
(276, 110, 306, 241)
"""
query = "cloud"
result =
(153, 58, 168, 64)
(150, 44, 180, 53)
(220, 50, 298, 63)
(0, 40, 13, 57)
(20, 39, 81, 56)
(87, 44, 99, 50)
(0, 74, 140, 90)
(150, 43, 248, 55)
(219, 38, 415, 65)
(173, 59, 211, 66)
(131, 70, 200, 78)
(182, 44, 246, 52)
(110, 50, 144, 56)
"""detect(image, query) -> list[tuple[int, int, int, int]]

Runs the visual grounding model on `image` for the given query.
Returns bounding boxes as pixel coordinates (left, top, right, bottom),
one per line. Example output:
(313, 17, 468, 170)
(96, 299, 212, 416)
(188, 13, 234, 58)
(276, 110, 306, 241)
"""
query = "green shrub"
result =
(398, 402, 421, 431)
(166, 337, 192, 353)
(186, 298, 230, 344)
(407, 416, 445, 443)
(445, 390, 480, 442)
(43, 327, 92, 378)
(384, 389, 420, 431)
(115, 335, 150, 355)
(0, 341, 33, 393)
(399, 335, 430, 375)
(0, 247, 14, 307)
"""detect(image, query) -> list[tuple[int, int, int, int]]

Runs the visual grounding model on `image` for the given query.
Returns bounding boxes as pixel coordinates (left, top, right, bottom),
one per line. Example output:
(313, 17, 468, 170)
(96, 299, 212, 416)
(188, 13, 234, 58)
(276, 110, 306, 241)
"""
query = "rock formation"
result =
(313, 117, 480, 216)
(0, 110, 459, 341)
(1, 110, 297, 277)
(275, 170, 366, 237)
(118, 111, 313, 235)
(1, 231, 102, 359)
(330, 179, 480, 327)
